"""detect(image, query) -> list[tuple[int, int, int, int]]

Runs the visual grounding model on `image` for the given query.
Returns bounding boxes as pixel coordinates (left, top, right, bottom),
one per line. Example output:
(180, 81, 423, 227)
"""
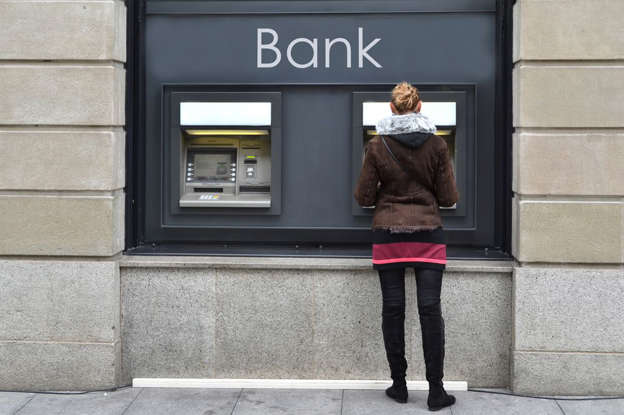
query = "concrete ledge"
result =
(512, 351, 624, 395)
(0, 260, 120, 343)
(514, 266, 624, 352)
(119, 256, 514, 273)
(132, 378, 468, 391)
(513, 199, 623, 263)
(0, 64, 125, 126)
(0, 340, 120, 392)
(0, 0, 126, 61)
(0, 128, 124, 191)
(513, 64, 624, 128)
(513, 0, 624, 61)
(513, 131, 624, 196)
(0, 191, 124, 256)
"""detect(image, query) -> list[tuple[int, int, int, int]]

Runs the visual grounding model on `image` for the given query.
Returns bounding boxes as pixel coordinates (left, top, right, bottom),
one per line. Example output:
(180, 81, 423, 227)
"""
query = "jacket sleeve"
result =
(433, 139, 459, 207)
(354, 143, 380, 207)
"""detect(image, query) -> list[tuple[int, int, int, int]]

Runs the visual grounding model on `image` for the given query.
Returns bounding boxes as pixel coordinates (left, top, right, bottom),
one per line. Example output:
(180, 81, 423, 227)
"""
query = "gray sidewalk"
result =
(2, 387, 624, 415)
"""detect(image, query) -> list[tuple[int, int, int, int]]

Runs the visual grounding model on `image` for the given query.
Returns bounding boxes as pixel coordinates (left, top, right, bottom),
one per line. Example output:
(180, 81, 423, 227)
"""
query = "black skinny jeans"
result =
(378, 267, 445, 384)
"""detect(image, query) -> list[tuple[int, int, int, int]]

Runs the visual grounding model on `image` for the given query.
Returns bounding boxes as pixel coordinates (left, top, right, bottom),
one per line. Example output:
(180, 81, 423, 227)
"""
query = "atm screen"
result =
(188, 149, 236, 182)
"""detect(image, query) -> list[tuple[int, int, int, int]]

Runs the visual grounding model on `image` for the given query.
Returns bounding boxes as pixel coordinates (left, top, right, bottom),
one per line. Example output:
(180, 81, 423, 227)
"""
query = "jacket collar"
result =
(375, 111, 437, 136)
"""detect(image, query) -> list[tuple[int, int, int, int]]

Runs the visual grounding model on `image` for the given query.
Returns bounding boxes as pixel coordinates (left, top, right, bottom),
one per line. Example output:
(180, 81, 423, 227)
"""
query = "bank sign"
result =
(257, 27, 382, 69)
(146, 13, 492, 84)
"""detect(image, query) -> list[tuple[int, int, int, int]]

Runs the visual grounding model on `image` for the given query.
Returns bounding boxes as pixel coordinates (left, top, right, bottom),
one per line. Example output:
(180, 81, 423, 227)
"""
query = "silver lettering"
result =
(286, 37, 318, 69)
(325, 37, 352, 68)
(257, 28, 281, 68)
(358, 27, 382, 68)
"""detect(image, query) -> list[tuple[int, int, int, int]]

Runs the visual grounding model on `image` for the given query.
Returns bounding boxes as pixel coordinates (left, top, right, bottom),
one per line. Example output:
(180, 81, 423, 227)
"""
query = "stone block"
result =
(0, 128, 124, 191)
(213, 268, 318, 378)
(343, 390, 432, 414)
(0, 341, 119, 391)
(429, 389, 563, 414)
(234, 389, 342, 415)
(558, 398, 624, 414)
(123, 388, 241, 415)
(513, 131, 624, 196)
(513, 0, 624, 61)
(0, 392, 34, 414)
(513, 64, 624, 128)
(0, 191, 124, 256)
(120, 267, 216, 383)
(513, 266, 624, 352)
(312, 269, 418, 380)
(0, 1, 126, 62)
(0, 260, 120, 343)
(0, 64, 125, 126)
(514, 199, 623, 263)
(409, 271, 512, 387)
(17, 387, 141, 415)
(512, 351, 624, 395)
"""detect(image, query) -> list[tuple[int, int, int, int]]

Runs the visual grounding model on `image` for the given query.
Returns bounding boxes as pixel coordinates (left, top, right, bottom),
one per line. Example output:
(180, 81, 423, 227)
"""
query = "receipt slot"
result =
(178, 101, 274, 208)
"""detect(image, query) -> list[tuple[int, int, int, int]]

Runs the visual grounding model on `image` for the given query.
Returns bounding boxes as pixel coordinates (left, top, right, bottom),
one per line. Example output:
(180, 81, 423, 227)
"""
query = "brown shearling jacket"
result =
(354, 132, 459, 232)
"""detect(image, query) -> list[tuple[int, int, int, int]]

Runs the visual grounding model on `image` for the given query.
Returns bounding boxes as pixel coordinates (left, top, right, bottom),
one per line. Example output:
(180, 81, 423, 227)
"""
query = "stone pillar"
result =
(512, 0, 624, 395)
(0, 0, 126, 390)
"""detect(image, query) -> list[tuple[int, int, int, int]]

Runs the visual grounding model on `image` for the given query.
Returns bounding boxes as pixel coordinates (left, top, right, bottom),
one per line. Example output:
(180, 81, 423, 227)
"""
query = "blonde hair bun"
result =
(391, 81, 420, 113)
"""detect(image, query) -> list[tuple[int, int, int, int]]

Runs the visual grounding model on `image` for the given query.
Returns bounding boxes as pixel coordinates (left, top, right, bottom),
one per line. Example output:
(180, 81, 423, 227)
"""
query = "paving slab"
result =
(0, 392, 34, 415)
(557, 398, 624, 415)
(233, 388, 342, 415)
(342, 389, 451, 414)
(15, 388, 140, 415)
(452, 390, 563, 415)
(123, 388, 240, 415)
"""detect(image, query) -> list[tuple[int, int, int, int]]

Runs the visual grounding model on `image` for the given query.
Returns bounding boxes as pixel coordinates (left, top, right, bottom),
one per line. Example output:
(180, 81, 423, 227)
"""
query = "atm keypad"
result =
(243, 157, 258, 178)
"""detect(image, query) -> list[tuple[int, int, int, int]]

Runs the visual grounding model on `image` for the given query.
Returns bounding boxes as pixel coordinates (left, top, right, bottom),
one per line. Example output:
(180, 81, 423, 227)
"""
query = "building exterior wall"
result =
(1, 0, 623, 395)
(0, 0, 126, 390)
(511, 0, 624, 395)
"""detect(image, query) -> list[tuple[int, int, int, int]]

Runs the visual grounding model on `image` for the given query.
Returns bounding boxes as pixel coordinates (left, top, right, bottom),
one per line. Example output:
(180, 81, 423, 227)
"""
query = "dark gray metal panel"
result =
(142, 6, 497, 245)
(145, 14, 495, 84)
(146, 1, 497, 15)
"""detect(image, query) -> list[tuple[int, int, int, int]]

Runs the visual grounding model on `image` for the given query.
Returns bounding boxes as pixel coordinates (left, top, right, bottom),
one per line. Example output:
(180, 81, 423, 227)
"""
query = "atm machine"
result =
(178, 102, 272, 208)
(360, 100, 458, 209)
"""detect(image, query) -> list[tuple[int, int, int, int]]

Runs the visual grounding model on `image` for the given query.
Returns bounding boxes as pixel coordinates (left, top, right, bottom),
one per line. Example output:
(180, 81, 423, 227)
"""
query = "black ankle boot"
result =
(427, 381, 455, 411)
(385, 380, 408, 404)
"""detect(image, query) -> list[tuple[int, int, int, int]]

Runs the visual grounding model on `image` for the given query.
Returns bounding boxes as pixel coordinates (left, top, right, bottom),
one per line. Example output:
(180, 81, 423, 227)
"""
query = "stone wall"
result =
(511, 0, 624, 395)
(119, 258, 513, 388)
(0, 0, 126, 390)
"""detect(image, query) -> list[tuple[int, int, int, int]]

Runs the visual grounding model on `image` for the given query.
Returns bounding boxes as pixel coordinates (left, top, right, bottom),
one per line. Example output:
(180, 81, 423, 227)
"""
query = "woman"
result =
(354, 82, 458, 411)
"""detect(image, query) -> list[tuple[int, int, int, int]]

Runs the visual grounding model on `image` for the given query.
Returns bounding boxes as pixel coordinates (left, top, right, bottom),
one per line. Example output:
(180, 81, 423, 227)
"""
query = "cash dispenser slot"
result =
(178, 101, 273, 208)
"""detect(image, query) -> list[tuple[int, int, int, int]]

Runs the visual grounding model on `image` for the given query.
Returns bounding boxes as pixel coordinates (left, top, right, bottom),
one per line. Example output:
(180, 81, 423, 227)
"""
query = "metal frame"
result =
(125, 0, 514, 258)
(350, 88, 473, 223)
(163, 89, 283, 218)
(146, 1, 496, 15)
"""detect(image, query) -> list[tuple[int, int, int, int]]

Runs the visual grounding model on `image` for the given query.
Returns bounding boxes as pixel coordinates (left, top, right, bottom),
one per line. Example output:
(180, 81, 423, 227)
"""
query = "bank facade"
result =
(0, 0, 622, 395)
